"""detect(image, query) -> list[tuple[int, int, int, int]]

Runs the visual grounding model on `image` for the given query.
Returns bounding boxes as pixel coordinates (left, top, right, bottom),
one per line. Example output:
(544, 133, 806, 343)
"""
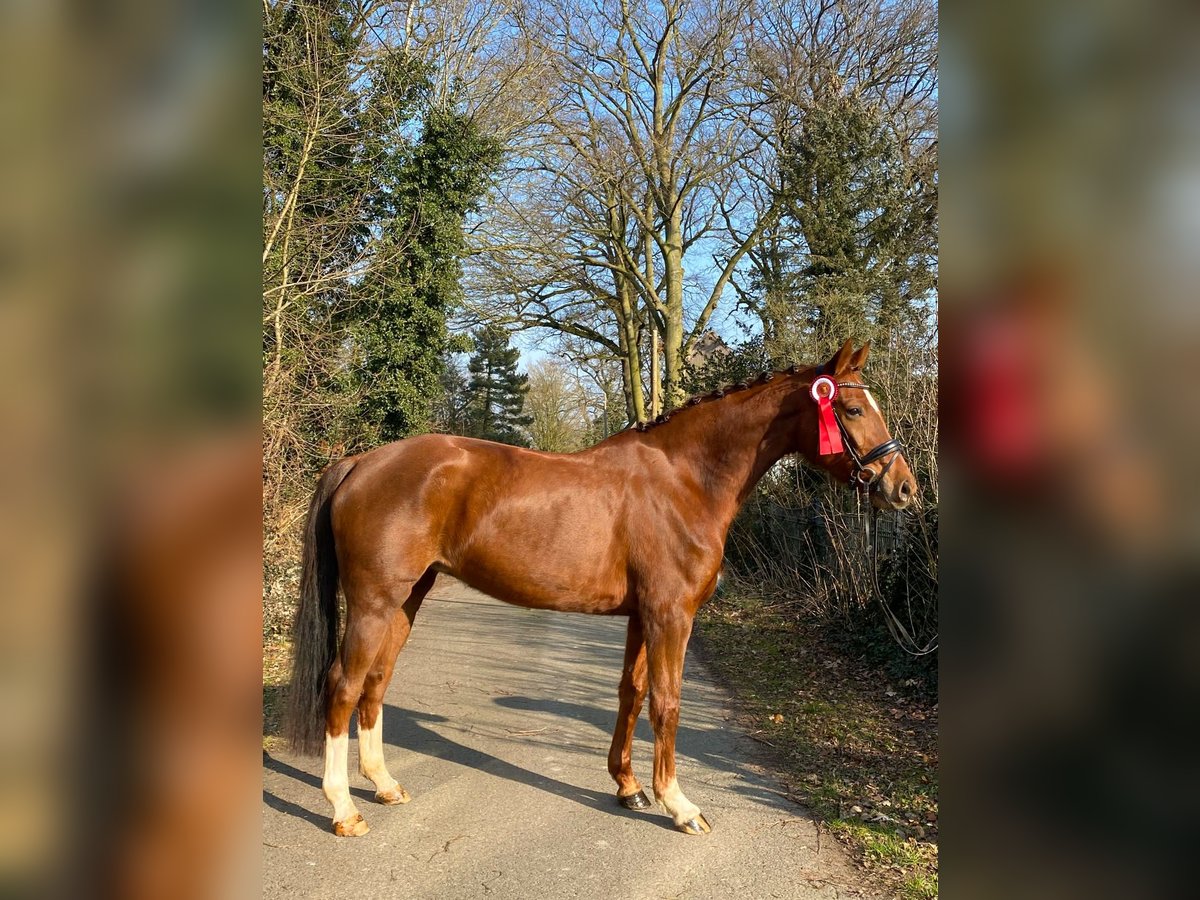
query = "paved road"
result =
(263, 580, 875, 899)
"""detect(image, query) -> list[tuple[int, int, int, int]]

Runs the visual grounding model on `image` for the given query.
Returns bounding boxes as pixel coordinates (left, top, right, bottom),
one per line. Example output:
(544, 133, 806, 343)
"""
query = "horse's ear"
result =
(827, 338, 855, 375)
(849, 341, 871, 372)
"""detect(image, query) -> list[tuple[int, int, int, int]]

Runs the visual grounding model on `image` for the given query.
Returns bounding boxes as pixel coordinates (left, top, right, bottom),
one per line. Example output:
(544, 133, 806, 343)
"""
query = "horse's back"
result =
(327, 434, 638, 612)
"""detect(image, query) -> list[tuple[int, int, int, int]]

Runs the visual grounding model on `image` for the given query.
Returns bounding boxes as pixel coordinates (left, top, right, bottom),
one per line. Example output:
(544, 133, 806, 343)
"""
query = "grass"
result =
(694, 587, 938, 898)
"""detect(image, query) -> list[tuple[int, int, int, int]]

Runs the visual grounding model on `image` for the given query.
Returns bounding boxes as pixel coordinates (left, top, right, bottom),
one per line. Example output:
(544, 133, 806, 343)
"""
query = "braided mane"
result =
(631, 364, 806, 432)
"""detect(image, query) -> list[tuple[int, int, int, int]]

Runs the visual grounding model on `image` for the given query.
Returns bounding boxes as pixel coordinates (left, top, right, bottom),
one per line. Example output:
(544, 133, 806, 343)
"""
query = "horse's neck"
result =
(660, 377, 809, 520)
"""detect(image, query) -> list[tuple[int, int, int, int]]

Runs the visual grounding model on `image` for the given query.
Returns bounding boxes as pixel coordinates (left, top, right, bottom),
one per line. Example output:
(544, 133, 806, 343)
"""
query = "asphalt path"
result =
(263, 579, 876, 899)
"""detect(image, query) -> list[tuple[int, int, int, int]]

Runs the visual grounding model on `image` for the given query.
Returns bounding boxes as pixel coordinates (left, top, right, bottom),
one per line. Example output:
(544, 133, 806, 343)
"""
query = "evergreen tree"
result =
(465, 326, 533, 445)
(340, 106, 502, 444)
(431, 354, 471, 435)
(749, 88, 937, 358)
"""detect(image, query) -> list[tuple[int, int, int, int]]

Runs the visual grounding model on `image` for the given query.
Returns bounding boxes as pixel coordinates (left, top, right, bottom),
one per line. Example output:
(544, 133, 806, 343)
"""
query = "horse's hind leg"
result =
(322, 570, 430, 836)
(357, 570, 436, 805)
(607, 614, 652, 810)
(322, 603, 390, 837)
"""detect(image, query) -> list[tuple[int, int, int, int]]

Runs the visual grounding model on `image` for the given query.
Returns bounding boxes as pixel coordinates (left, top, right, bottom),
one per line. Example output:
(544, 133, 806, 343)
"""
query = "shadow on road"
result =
(264, 586, 807, 837)
(263, 753, 329, 833)
(493, 695, 802, 814)
(263, 750, 395, 833)
(377, 703, 680, 830)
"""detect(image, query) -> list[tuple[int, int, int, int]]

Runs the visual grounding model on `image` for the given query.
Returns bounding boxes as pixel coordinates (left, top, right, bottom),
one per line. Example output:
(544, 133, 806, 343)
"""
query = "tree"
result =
(465, 325, 533, 444)
(525, 361, 592, 452)
(263, 0, 383, 526)
(339, 105, 502, 445)
(558, 345, 626, 444)
(469, 0, 936, 420)
(262, 0, 500, 547)
(431, 354, 472, 435)
(734, 0, 938, 362)
(472, 0, 768, 416)
(760, 88, 937, 356)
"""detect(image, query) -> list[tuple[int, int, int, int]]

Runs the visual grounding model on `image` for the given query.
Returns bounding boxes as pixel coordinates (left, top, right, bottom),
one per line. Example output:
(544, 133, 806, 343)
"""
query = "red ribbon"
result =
(811, 377, 844, 455)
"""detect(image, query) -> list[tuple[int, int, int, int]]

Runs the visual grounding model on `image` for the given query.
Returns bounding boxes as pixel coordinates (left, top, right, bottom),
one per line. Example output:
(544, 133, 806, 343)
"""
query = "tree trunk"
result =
(661, 205, 686, 408)
(650, 325, 661, 418)
(615, 274, 647, 425)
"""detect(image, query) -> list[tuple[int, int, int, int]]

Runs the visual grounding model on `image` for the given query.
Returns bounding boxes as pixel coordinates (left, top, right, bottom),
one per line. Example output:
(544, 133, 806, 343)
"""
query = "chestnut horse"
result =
(284, 339, 916, 836)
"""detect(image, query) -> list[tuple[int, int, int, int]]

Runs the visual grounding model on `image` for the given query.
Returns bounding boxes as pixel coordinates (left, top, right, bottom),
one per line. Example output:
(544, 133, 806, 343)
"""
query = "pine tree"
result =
(431, 355, 471, 435)
(752, 88, 937, 358)
(465, 326, 533, 445)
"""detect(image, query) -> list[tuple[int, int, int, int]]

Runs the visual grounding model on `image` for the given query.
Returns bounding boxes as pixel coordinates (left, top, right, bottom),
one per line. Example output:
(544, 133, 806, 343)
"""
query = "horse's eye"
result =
(847, 406, 863, 417)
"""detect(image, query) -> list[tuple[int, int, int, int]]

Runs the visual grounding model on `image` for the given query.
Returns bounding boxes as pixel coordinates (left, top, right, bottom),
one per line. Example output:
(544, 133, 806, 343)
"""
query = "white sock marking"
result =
(656, 777, 702, 825)
(357, 712, 399, 794)
(322, 731, 359, 823)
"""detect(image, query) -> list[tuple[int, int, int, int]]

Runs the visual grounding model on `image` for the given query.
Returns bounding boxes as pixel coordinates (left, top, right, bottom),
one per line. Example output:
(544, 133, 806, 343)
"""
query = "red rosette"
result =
(810, 376, 844, 455)
(810, 376, 837, 403)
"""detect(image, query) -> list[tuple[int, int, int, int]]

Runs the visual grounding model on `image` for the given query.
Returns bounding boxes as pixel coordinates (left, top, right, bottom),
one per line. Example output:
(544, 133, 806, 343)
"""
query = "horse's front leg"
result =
(607, 615, 652, 810)
(646, 612, 711, 835)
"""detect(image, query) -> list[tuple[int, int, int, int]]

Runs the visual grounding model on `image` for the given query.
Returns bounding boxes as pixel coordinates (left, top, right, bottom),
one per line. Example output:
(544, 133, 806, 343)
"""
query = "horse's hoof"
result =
(676, 815, 712, 835)
(375, 787, 410, 805)
(618, 790, 652, 811)
(333, 813, 370, 837)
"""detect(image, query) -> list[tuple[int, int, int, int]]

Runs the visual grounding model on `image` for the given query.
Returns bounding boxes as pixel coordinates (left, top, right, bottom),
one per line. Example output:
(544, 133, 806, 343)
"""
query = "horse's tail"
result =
(283, 458, 357, 756)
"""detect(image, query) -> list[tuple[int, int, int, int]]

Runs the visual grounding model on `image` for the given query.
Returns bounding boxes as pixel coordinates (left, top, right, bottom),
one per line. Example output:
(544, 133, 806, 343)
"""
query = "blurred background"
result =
(942, 1, 1200, 898)
(0, 0, 261, 897)
(0, 0, 1196, 897)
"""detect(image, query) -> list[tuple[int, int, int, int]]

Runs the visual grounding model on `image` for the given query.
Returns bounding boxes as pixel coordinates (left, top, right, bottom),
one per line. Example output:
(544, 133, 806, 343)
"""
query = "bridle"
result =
(816, 369, 907, 494)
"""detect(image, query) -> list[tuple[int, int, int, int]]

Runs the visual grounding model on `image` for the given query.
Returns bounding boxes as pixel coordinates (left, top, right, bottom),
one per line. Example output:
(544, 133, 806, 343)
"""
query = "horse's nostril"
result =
(899, 480, 913, 499)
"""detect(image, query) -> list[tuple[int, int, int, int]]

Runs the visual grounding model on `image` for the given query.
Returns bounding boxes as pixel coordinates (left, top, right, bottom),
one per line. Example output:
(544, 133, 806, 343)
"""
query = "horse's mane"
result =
(629, 364, 808, 433)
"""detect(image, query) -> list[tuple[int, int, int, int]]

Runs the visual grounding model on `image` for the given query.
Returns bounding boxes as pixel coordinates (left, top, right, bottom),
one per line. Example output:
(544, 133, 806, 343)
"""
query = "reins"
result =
(856, 490, 938, 657)
(818, 370, 938, 657)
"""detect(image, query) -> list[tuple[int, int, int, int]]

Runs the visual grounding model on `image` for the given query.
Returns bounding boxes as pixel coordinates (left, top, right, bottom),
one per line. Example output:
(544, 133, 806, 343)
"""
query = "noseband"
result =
(816, 369, 906, 491)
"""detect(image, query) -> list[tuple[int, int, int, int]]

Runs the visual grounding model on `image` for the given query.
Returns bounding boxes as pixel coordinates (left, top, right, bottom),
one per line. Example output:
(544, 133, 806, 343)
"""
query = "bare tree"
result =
(448, 0, 935, 427)
(471, 0, 775, 412)
(525, 360, 591, 451)
(746, 0, 937, 145)
(264, 0, 405, 536)
(359, 0, 556, 141)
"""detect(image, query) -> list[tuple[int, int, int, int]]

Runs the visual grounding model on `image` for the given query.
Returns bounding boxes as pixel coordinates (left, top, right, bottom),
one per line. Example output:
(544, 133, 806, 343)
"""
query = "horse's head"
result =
(806, 339, 918, 511)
